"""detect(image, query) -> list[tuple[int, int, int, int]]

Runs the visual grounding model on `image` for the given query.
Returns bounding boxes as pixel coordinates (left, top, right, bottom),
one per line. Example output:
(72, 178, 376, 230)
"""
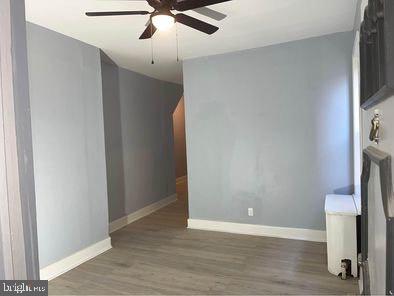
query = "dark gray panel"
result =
(361, 146, 394, 295)
(360, 0, 394, 109)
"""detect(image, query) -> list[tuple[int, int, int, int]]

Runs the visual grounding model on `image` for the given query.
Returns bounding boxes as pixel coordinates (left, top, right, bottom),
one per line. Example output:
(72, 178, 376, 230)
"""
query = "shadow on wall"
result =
(334, 185, 355, 195)
(100, 52, 183, 223)
(101, 53, 126, 222)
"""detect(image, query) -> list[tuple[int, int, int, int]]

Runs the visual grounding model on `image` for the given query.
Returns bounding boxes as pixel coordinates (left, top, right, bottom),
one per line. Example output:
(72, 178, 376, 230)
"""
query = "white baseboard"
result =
(109, 194, 177, 233)
(188, 219, 326, 242)
(176, 175, 187, 184)
(40, 237, 112, 281)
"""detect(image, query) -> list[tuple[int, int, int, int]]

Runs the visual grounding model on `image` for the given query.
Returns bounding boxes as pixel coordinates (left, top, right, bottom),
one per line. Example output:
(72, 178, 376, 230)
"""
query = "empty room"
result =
(0, 0, 393, 295)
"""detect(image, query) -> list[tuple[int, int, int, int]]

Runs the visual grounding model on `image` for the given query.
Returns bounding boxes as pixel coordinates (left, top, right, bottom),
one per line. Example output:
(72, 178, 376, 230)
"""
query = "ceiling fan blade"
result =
(86, 11, 150, 16)
(97, 0, 162, 9)
(175, 13, 218, 35)
(147, 0, 164, 9)
(139, 21, 157, 39)
(192, 7, 227, 21)
(173, 0, 231, 12)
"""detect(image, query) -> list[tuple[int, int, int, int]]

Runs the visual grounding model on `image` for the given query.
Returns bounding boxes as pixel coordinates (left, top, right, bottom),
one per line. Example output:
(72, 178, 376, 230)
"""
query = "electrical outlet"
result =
(248, 208, 254, 217)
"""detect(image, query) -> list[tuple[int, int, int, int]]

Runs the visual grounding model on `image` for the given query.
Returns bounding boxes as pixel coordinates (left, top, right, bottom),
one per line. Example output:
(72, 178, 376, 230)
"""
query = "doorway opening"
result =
(172, 96, 189, 218)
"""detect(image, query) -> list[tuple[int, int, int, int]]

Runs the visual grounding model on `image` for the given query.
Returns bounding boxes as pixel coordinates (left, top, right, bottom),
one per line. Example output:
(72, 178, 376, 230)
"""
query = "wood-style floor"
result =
(49, 181, 358, 295)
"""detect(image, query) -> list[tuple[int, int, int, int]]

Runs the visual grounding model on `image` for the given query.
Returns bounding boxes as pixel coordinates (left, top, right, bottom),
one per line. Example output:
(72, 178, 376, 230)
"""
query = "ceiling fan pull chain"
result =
(151, 24, 155, 65)
(176, 22, 180, 62)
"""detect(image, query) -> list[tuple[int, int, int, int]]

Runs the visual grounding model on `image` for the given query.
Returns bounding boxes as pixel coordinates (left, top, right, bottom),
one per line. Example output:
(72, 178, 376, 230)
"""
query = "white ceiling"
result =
(25, 0, 358, 84)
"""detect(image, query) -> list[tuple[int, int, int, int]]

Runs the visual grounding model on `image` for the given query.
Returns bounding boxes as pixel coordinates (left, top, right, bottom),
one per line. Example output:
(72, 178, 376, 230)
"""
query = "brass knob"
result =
(369, 113, 381, 144)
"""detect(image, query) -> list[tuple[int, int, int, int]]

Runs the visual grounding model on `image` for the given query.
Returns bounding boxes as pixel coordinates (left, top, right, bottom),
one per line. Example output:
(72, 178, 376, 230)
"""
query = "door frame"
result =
(0, 0, 39, 280)
(353, 30, 362, 197)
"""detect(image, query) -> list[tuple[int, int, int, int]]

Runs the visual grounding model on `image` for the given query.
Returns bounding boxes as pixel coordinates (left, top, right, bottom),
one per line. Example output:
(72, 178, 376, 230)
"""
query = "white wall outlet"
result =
(248, 208, 254, 217)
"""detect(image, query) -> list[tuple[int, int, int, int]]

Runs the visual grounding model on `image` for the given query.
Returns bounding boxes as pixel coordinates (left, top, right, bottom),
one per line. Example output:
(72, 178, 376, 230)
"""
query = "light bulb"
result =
(152, 14, 175, 31)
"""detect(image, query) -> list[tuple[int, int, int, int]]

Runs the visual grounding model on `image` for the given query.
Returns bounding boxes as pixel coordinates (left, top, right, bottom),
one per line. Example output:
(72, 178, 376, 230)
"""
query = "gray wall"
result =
(101, 57, 183, 222)
(27, 23, 109, 268)
(173, 97, 188, 178)
(183, 31, 354, 231)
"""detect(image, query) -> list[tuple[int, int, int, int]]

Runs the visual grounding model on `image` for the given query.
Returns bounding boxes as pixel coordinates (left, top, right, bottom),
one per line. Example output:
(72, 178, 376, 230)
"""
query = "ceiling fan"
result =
(85, 0, 231, 40)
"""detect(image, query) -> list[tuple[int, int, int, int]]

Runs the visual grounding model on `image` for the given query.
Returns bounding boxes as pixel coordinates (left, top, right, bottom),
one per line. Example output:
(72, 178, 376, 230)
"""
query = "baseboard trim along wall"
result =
(176, 175, 187, 184)
(40, 237, 112, 281)
(187, 219, 326, 242)
(109, 194, 177, 233)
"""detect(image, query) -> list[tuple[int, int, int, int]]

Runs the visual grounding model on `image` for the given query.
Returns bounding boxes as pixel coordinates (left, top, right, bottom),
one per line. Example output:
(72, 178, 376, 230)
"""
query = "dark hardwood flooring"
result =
(49, 180, 358, 295)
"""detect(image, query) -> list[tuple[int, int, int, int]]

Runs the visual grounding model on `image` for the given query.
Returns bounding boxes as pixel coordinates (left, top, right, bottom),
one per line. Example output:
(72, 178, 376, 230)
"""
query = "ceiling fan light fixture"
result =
(152, 13, 175, 31)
